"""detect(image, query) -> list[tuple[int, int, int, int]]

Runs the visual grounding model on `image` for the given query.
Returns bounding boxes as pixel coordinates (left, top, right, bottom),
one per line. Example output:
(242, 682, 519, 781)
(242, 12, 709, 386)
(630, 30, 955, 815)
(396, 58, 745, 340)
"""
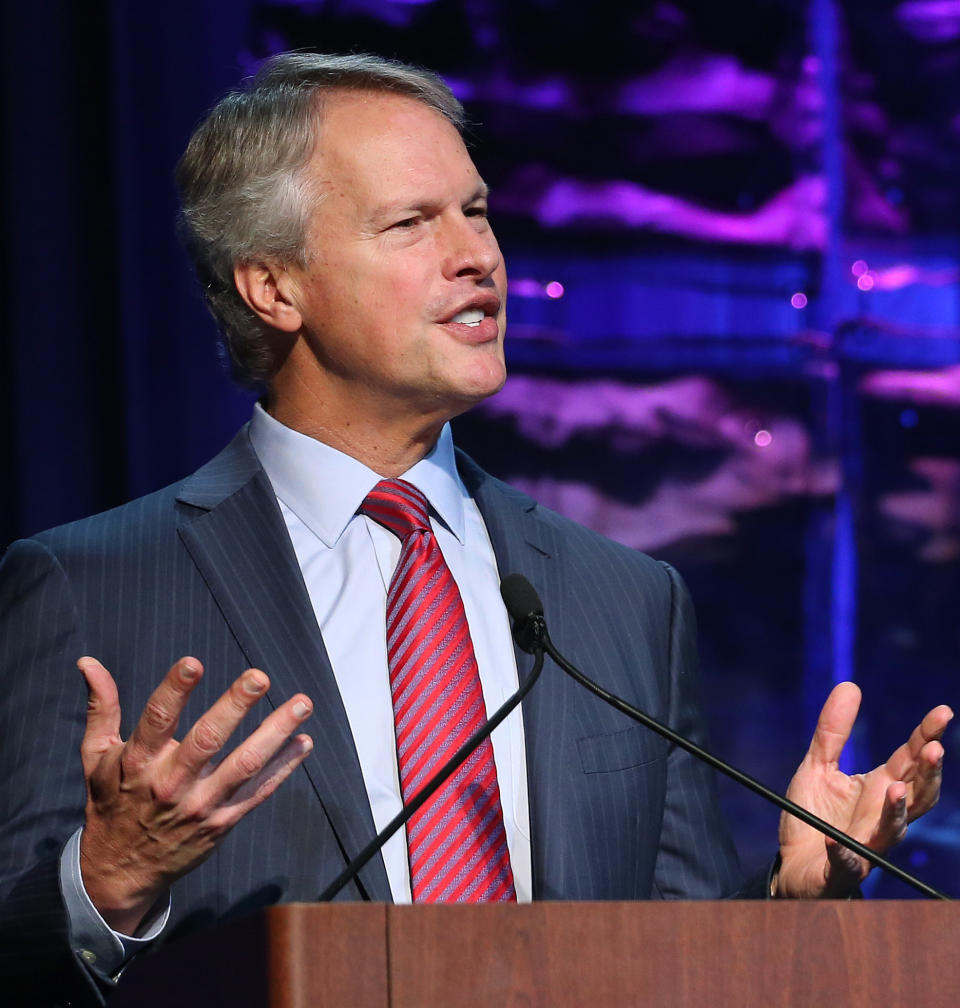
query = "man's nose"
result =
(441, 214, 501, 281)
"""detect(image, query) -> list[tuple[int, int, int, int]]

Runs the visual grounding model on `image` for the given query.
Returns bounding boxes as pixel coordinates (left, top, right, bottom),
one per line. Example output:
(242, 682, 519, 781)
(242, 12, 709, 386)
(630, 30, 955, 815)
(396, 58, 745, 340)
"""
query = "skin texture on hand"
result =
(776, 681, 952, 898)
(76, 656, 313, 935)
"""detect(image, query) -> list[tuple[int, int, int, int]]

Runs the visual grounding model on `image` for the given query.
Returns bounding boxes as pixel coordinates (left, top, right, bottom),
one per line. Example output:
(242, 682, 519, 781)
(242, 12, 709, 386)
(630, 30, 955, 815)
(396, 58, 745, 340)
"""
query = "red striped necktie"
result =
(361, 478, 516, 902)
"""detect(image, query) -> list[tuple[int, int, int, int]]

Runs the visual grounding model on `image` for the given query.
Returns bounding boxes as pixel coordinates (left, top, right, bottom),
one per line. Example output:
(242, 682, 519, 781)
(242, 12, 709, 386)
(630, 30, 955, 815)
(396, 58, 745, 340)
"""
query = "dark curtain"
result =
(2, 0, 257, 546)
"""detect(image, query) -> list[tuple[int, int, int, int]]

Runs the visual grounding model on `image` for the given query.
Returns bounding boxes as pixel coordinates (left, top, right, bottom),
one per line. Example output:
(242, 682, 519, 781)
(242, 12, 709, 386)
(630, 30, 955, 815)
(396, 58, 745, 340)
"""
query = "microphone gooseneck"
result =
(503, 574, 949, 902)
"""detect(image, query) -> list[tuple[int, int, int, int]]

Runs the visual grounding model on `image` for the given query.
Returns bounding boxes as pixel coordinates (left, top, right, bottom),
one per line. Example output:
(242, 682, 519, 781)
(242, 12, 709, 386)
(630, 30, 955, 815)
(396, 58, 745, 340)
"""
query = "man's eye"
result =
(392, 217, 419, 229)
(465, 205, 488, 218)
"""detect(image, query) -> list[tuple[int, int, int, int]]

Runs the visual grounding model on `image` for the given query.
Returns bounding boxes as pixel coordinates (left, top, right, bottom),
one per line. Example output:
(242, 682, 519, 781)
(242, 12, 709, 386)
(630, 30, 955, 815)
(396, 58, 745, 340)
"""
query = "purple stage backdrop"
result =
(3, 0, 959, 893)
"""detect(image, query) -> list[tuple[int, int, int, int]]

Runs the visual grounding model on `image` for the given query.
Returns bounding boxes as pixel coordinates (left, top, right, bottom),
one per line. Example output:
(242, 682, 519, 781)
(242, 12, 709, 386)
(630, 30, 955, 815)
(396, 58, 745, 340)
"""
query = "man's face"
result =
(282, 89, 507, 431)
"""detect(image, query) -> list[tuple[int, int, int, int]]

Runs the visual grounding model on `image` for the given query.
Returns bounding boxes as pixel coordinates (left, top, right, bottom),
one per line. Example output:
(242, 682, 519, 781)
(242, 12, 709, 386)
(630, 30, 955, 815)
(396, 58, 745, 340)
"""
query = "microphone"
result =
(500, 573, 546, 653)
(503, 574, 949, 901)
(316, 603, 545, 902)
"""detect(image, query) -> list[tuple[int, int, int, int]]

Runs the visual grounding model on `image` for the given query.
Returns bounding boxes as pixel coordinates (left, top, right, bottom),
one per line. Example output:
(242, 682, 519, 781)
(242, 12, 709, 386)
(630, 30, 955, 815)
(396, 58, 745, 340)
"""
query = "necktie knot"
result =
(362, 478, 431, 541)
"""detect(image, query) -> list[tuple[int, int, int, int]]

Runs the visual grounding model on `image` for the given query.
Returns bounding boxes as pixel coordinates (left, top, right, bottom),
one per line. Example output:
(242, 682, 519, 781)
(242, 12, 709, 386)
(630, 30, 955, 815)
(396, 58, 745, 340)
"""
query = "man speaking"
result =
(0, 52, 950, 1006)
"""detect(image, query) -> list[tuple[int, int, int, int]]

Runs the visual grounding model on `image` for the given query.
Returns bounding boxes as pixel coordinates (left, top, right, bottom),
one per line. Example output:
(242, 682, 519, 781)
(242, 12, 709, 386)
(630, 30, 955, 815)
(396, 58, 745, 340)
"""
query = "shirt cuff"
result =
(59, 827, 170, 980)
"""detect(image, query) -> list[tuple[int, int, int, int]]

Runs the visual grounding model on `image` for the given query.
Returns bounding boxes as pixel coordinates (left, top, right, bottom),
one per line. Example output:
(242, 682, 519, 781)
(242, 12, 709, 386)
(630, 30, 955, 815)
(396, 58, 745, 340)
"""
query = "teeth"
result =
(451, 307, 484, 325)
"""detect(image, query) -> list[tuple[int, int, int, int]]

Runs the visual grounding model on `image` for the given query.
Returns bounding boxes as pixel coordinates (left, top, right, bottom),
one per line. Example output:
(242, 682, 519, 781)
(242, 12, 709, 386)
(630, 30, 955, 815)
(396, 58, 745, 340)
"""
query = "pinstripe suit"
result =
(0, 426, 742, 1003)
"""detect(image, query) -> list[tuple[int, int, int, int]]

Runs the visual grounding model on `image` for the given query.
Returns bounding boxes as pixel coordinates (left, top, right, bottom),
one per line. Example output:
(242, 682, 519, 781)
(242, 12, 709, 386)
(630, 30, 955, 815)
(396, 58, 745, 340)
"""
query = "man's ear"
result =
(234, 261, 303, 333)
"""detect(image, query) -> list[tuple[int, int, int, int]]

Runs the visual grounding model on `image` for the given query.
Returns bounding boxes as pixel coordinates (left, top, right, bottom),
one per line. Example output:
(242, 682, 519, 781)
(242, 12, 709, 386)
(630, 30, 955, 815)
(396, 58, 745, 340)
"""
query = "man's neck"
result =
(265, 396, 444, 478)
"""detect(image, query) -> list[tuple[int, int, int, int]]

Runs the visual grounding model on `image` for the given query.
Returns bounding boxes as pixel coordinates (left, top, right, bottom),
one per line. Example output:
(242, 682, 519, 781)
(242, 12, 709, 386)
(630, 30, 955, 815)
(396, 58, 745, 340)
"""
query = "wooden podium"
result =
(110, 901, 959, 1007)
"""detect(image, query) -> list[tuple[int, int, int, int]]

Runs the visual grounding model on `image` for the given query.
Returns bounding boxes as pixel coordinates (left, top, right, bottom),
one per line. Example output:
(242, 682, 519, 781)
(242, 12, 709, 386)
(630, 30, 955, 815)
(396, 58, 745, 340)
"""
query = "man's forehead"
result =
(309, 91, 484, 205)
(316, 87, 454, 148)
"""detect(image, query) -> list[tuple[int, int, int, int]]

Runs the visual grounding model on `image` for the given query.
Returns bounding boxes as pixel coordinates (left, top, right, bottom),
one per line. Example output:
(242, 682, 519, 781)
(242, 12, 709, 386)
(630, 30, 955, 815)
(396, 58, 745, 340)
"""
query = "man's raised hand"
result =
(76, 656, 313, 934)
(776, 681, 951, 898)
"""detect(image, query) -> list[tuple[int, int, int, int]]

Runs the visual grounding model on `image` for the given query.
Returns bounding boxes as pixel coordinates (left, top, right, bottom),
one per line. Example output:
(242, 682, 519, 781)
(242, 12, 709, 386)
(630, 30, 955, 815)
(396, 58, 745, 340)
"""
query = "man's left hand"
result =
(776, 681, 952, 898)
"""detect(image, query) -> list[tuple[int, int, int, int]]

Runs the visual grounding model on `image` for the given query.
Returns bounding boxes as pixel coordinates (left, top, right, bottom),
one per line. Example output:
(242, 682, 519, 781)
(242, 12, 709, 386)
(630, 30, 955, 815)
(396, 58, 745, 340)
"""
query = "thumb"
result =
(77, 656, 122, 774)
(807, 681, 862, 767)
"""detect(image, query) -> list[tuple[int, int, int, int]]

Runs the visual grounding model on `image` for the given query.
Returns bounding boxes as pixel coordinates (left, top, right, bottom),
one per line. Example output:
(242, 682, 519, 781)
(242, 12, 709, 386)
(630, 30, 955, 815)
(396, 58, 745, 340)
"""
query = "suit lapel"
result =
(457, 452, 570, 899)
(457, 451, 556, 604)
(175, 428, 392, 901)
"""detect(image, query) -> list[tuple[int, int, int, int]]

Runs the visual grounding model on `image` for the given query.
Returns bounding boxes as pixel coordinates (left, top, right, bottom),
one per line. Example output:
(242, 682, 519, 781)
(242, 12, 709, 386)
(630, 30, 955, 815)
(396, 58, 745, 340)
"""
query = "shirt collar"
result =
(248, 403, 467, 547)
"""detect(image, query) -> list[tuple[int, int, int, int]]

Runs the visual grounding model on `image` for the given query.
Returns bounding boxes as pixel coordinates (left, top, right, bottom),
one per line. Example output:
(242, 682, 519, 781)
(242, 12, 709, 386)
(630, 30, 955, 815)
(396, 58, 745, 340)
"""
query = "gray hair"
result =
(176, 52, 465, 386)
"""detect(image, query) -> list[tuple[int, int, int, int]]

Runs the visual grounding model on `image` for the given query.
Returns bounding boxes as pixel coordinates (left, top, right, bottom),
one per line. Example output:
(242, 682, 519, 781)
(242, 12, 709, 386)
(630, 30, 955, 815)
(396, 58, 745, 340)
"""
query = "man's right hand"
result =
(76, 656, 313, 935)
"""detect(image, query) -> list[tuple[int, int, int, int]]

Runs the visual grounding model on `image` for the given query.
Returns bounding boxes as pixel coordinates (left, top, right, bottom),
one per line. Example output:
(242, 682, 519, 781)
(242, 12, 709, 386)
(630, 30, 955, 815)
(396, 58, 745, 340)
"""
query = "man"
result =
(0, 52, 950, 1006)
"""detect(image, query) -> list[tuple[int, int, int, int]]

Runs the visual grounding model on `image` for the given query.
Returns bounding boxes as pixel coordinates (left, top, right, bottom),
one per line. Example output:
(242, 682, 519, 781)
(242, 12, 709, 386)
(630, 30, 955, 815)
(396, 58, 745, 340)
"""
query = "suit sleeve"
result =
(650, 562, 745, 898)
(0, 539, 111, 1007)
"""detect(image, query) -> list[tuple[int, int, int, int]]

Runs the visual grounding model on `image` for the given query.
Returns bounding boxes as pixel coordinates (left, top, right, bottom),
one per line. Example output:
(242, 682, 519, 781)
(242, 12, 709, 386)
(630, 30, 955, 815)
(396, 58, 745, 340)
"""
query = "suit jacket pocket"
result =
(576, 725, 669, 774)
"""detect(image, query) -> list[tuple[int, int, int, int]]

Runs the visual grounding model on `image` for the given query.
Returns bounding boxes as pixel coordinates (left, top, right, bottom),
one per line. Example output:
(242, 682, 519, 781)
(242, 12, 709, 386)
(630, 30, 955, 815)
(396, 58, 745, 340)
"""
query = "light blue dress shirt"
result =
(248, 405, 532, 902)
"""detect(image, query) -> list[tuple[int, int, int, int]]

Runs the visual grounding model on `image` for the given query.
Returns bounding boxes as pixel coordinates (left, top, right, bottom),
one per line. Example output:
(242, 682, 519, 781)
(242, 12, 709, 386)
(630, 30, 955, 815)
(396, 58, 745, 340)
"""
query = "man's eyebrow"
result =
(363, 200, 420, 229)
(365, 183, 491, 228)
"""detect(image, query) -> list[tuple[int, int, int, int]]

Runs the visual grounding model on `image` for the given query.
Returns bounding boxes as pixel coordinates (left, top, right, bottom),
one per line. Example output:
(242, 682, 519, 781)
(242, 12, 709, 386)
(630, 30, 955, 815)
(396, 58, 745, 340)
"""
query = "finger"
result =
(885, 705, 953, 782)
(172, 669, 272, 782)
(123, 658, 204, 773)
(218, 732, 314, 822)
(866, 781, 909, 853)
(78, 657, 122, 775)
(906, 742, 944, 822)
(807, 681, 862, 767)
(205, 693, 314, 805)
(823, 836, 868, 895)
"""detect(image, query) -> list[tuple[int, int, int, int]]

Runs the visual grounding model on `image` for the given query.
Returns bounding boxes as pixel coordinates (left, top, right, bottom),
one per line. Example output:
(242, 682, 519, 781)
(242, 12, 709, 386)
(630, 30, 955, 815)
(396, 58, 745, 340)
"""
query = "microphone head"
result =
(500, 573, 543, 621)
(500, 574, 545, 653)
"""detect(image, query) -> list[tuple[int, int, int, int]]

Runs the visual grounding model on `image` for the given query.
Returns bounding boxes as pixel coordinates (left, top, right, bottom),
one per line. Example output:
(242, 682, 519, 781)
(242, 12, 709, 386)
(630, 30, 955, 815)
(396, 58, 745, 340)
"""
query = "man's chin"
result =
(461, 363, 508, 407)
(432, 375, 507, 425)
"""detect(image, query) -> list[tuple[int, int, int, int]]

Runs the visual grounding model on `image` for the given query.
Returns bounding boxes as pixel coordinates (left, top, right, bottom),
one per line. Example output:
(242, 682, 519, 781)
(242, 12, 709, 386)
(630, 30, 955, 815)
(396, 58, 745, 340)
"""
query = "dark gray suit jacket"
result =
(0, 427, 742, 1005)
